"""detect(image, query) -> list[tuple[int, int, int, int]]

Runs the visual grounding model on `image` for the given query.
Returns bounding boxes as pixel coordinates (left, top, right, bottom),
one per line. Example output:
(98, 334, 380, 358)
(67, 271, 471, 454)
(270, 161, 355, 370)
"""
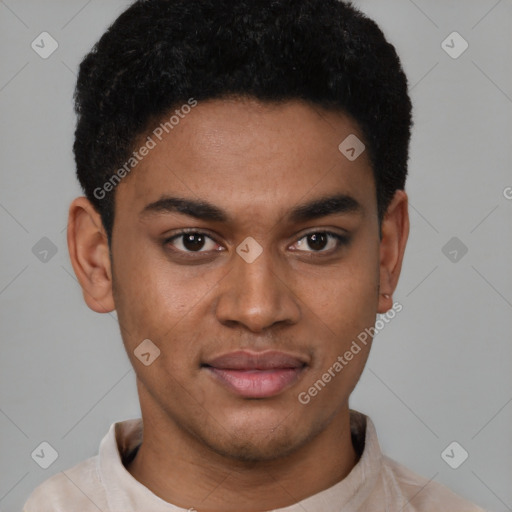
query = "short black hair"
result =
(73, 0, 412, 246)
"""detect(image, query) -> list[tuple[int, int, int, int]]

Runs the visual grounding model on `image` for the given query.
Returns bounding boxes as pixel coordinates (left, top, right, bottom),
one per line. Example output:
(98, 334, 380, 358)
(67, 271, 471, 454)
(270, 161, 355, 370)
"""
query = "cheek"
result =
(112, 245, 222, 351)
(297, 262, 378, 406)
(306, 250, 379, 333)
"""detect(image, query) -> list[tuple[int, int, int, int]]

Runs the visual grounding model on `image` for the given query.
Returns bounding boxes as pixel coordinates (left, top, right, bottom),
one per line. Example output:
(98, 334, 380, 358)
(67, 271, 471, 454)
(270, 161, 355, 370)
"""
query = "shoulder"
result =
(22, 455, 108, 512)
(381, 455, 488, 511)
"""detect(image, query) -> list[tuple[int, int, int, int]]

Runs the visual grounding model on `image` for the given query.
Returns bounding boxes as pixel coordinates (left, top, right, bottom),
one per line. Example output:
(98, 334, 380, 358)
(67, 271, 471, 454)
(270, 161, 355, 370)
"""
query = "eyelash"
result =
(163, 229, 350, 255)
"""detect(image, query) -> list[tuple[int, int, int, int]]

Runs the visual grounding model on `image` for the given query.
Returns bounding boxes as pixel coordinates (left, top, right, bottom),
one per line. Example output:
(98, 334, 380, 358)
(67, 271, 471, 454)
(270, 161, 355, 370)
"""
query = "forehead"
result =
(115, 98, 376, 222)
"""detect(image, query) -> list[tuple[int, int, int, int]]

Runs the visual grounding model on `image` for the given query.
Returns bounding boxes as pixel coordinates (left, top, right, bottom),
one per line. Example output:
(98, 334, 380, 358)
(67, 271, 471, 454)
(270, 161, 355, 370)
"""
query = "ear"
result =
(67, 196, 115, 313)
(377, 190, 409, 314)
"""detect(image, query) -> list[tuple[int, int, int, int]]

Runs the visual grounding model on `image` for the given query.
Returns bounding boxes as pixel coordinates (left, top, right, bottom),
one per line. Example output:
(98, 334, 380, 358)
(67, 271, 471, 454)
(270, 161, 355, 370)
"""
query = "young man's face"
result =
(70, 98, 407, 462)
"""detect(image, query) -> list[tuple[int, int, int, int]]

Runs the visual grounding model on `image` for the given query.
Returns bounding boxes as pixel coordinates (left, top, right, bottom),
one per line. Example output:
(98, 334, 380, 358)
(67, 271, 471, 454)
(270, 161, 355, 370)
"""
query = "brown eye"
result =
(182, 233, 206, 251)
(165, 232, 220, 253)
(292, 231, 348, 253)
(305, 233, 328, 251)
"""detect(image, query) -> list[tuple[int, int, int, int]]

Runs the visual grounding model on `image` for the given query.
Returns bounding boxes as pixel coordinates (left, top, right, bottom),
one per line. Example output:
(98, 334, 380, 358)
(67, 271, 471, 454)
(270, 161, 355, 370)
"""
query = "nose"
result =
(214, 245, 301, 333)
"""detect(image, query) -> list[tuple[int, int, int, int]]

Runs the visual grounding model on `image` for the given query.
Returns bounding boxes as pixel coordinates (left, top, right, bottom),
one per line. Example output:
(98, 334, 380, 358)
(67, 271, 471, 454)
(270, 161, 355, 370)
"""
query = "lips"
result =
(202, 350, 308, 398)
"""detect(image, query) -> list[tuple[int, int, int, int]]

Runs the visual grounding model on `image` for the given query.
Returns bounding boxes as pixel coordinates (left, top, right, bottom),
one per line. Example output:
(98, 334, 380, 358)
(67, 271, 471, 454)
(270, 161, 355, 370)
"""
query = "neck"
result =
(126, 397, 358, 512)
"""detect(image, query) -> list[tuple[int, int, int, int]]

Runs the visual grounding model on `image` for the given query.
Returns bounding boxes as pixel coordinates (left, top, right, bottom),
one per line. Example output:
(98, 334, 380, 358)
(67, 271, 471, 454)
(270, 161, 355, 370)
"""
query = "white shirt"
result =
(23, 410, 487, 512)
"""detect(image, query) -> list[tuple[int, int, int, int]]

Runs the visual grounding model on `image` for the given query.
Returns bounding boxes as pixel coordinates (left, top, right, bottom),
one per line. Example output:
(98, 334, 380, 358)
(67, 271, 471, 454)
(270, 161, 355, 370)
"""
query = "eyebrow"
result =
(139, 193, 363, 224)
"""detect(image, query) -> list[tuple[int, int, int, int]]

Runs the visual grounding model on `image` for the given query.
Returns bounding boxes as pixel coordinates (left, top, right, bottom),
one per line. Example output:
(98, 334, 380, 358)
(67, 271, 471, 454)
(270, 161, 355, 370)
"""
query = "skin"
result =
(67, 97, 409, 512)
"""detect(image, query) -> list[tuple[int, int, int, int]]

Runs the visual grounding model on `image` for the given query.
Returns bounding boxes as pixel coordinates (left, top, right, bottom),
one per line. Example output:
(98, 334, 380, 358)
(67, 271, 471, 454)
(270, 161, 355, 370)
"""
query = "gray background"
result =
(0, 0, 511, 511)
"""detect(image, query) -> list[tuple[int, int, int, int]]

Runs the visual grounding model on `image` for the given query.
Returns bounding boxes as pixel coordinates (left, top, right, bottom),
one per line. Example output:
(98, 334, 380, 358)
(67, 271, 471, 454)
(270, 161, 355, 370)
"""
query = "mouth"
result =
(202, 350, 308, 399)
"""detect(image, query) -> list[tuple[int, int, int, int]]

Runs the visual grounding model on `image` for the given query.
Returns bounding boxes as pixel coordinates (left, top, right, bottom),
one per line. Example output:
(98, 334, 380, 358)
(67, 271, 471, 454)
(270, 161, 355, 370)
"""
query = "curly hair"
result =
(73, 0, 412, 246)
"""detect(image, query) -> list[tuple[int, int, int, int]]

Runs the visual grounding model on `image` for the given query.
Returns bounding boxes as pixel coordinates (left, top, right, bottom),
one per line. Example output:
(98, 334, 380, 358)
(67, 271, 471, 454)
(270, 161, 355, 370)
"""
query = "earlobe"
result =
(67, 196, 115, 313)
(377, 190, 409, 314)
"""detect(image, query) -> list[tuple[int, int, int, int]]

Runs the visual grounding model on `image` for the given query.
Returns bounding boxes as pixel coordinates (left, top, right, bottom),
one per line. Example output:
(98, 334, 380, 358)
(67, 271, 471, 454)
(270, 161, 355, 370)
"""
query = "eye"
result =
(164, 231, 222, 253)
(291, 231, 349, 253)
(164, 230, 349, 256)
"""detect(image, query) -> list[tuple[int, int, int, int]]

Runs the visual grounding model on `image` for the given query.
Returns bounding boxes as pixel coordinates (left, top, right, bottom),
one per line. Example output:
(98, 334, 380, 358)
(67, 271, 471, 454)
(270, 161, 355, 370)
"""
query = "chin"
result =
(207, 433, 300, 463)
(195, 416, 322, 463)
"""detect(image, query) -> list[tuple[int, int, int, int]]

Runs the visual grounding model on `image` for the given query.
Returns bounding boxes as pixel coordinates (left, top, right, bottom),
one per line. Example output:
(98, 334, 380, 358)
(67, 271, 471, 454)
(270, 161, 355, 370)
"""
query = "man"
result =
(23, 0, 486, 510)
